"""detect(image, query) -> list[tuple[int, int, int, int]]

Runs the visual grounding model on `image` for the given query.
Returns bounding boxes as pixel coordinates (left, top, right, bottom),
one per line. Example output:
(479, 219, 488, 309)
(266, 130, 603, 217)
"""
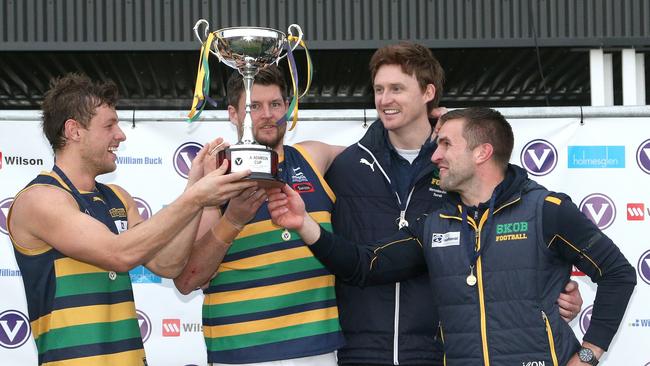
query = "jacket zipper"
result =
(439, 198, 522, 366)
(542, 311, 559, 366)
(437, 321, 447, 366)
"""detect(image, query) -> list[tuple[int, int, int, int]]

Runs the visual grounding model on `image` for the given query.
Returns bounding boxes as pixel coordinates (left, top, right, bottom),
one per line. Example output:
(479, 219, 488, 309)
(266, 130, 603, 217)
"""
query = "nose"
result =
(116, 124, 127, 142)
(261, 104, 273, 119)
(431, 146, 442, 164)
(377, 90, 393, 106)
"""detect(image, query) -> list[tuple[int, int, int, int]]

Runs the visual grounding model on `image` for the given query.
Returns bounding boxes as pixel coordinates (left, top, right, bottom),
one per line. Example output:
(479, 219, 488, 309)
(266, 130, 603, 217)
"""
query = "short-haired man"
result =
(267, 107, 636, 366)
(324, 43, 582, 365)
(7, 73, 254, 365)
(174, 65, 346, 366)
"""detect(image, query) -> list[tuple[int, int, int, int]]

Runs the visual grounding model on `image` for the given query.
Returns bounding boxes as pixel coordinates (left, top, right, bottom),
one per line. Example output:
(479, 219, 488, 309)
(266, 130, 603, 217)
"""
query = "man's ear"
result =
(423, 84, 436, 104)
(474, 143, 494, 164)
(227, 105, 239, 127)
(63, 119, 82, 142)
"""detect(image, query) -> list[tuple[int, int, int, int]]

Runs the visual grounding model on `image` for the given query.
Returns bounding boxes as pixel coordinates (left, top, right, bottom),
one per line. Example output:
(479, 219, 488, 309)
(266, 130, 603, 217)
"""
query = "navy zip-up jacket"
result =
(325, 119, 445, 365)
(313, 164, 636, 365)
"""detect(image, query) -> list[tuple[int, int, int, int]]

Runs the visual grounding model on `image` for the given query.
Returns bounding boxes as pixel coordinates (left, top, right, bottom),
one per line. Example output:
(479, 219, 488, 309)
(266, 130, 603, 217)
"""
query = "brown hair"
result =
(369, 42, 445, 112)
(41, 73, 118, 152)
(439, 107, 514, 169)
(226, 65, 288, 108)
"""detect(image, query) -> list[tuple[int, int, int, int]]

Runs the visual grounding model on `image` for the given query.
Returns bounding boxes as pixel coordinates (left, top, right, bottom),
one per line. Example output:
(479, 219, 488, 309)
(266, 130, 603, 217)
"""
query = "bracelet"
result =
(210, 214, 243, 244)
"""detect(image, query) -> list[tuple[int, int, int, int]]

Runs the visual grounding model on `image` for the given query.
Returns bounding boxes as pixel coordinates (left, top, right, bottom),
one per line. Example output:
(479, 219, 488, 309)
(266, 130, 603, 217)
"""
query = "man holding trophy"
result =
(175, 21, 346, 366)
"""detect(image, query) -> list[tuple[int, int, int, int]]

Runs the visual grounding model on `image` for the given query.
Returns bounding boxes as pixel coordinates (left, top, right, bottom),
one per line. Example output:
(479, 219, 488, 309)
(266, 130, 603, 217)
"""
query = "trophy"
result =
(189, 19, 306, 188)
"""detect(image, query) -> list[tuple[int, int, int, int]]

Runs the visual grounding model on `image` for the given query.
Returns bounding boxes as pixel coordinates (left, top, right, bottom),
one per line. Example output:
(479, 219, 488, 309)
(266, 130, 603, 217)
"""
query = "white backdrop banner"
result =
(1, 108, 649, 365)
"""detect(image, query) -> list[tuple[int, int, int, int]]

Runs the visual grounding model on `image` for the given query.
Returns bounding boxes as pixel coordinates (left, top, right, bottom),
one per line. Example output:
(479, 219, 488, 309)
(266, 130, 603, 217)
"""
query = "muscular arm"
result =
(295, 141, 345, 174)
(173, 187, 267, 294)
(544, 194, 636, 355)
(9, 162, 256, 274)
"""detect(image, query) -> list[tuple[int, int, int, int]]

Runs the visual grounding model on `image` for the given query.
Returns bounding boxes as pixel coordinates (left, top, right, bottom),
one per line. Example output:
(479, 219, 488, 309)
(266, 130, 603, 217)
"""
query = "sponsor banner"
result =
(0, 113, 648, 365)
(567, 145, 625, 169)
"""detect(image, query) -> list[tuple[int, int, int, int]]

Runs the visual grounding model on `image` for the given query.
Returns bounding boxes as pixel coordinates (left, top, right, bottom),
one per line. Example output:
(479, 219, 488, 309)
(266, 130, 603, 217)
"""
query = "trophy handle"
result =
(277, 24, 303, 62)
(193, 19, 222, 60)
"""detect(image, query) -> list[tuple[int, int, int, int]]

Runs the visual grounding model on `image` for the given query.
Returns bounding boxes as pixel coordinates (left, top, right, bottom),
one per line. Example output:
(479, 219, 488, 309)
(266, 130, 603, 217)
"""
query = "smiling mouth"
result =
(383, 109, 400, 115)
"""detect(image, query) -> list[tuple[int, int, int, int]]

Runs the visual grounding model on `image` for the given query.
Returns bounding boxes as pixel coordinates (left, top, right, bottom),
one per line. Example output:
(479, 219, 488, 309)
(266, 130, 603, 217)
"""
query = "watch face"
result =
(579, 347, 594, 361)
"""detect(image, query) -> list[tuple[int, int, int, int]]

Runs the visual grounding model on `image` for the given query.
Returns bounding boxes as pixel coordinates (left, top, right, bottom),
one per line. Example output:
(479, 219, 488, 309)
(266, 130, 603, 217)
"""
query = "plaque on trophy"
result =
(189, 20, 307, 188)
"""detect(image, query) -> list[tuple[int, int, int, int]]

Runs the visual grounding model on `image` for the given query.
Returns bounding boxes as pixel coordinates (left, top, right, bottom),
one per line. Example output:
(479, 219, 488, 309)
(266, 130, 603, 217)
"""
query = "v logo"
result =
(644, 258, 650, 270)
(643, 147, 650, 160)
(359, 158, 375, 172)
(0, 320, 24, 342)
(1, 207, 8, 219)
(526, 148, 551, 170)
(585, 203, 609, 224)
(179, 151, 194, 168)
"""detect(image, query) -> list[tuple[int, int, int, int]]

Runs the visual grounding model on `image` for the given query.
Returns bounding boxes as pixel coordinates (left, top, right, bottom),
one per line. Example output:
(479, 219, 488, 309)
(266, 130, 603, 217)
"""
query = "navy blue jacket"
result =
(325, 119, 445, 365)
(314, 165, 636, 366)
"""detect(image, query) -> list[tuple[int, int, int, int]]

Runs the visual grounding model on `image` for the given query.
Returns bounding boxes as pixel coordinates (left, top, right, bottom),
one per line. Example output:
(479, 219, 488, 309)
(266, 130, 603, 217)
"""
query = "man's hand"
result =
(223, 187, 267, 227)
(429, 106, 448, 119)
(566, 342, 604, 365)
(266, 184, 322, 244)
(189, 160, 257, 208)
(558, 280, 583, 322)
(187, 138, 230, 187)
(266, 185, 307, 230)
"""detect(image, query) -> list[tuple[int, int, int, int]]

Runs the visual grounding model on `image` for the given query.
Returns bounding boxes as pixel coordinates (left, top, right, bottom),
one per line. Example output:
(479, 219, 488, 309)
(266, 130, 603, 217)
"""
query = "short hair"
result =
(226, 65, 288, 108)
(369, 42, 445, 113)
(439, 107, 514, 169)
(41, 73, 118, 152)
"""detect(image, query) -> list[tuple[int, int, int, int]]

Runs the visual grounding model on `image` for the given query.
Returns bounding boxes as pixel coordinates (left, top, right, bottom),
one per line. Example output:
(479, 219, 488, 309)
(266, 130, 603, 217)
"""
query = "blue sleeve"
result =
(308, 219, 428, 286)
(543, 193, 636, 350)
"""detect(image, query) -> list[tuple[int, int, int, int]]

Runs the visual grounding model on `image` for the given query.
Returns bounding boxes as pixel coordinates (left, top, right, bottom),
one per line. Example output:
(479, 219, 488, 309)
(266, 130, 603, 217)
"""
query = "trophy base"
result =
(218, 144, 284, 188)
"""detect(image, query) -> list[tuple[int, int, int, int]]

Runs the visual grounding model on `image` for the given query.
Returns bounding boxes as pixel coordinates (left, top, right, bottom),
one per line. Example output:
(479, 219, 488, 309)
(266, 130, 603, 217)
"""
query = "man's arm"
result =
(266, 184, 426, 286)
(173, 187, 267, 294)
(543, 194, 636, 363)
(295, 141, 345, 174)
(134, 139, 229, 278)
(9, 158, 257, 273)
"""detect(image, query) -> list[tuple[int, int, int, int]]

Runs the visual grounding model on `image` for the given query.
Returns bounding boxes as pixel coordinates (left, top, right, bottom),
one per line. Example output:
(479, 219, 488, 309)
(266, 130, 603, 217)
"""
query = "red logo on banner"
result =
(162, 319, 180, 337)
(571, 265, 586, 276)
(627, 203, 645, 221)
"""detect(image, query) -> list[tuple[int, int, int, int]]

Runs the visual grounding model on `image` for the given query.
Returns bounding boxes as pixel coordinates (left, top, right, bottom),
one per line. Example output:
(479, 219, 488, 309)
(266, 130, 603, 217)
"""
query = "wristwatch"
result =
(578, 346, 599, 365)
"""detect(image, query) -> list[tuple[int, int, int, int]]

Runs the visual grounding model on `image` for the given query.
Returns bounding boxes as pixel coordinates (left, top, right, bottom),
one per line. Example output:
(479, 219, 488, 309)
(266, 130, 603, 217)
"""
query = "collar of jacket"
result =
(442, 164, 537, 216)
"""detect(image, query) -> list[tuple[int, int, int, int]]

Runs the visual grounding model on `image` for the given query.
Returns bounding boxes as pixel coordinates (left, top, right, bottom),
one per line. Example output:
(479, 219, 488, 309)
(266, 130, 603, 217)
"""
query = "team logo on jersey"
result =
(636, 139, 650, 174)
(109, 207, 127, 219)
(0, 310, 31, 349)
(579, 304, 593, 335)
(173, 142, 203, 179)
(638, 249, 650, 285)
(520, 139, 557, 176)
(136, 310, 152, 343)
(0, 197, 14, 236)
(133, 197, 152, 220)
(290, 166, 309, 183)
(495, 221, 529, 242)
(579, 193, 616, 230)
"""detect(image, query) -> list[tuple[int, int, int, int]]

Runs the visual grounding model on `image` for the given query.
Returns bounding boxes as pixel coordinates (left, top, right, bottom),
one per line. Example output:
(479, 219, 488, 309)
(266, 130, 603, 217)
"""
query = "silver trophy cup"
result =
(194, 20, 303, 188)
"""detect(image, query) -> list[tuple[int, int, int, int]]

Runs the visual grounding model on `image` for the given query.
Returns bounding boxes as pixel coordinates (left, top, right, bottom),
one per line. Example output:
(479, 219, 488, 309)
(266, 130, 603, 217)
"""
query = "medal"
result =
(466, 266, 477, 286)
(281, 228, 292, 241)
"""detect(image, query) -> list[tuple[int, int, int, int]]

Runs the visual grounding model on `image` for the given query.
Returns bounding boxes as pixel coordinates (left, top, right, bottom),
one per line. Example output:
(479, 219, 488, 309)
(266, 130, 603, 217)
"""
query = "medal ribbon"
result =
(461, 192, 497, 269)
